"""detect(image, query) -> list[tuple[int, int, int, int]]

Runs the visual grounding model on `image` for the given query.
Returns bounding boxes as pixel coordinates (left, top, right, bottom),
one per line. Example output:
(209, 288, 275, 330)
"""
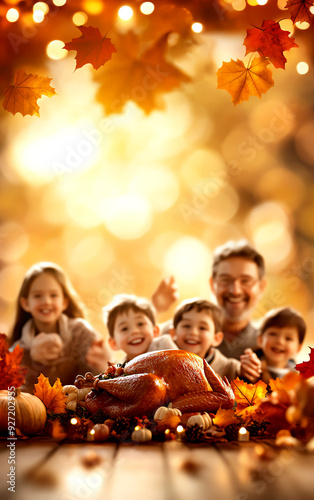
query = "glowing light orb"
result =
(164, 237, 211, 283)
(33, 10, 44, 23)
(191, 22, 203, 33)
(297, 62, 309, 75)
(295, 21, 310, 30)
(72, 11, 88, 26)
(140, 2, 154, 15)
(104, 194, 152, 240)
(118, 6, 133, 20)
(53, 0, 67, 6)
(6, 8, 19, 22)
(257, 0, 268, 4)
(46, 40, 67, 60)
(33, 2, 49, 14)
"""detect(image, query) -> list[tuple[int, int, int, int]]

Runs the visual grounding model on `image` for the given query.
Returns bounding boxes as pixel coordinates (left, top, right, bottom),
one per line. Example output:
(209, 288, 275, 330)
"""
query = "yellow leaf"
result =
(213, 407, 239, 428)
(217, 57, 274, 105)
(269, 371, 301, 393)
(231, 378, 268, 410)
(34, 374, 67, 413)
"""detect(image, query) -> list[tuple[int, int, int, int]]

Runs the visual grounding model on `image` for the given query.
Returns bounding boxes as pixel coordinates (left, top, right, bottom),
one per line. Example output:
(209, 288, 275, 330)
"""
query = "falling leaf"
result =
(95, 31, 191, 115)
(231, 378, 268, 417)
(217, 57, 274, 105)
(0, 333, 28, 390)
(34, 374, 67, 413)
(285, 0, 314, 24)
(213, 407, 239, 428)
(296, 346, 314, 378)
(244, 20, 298, 69)
(63, 26, 117, 70)
(2, 69, 56, 117)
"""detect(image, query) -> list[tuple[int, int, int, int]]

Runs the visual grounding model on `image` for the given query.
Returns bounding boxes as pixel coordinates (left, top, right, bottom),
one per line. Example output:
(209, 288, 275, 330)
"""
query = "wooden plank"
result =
(164, 440, 236, 500)
(1, 440, 117, 500)
(108, 442, 167, 500)
(215, 440, 314, 500)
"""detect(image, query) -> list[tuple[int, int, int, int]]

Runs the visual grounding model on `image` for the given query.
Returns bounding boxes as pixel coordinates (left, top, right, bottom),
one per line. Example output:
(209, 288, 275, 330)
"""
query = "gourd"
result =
(131, 427, 152, 442)
(0, 389, 46, 435)
(62, 385, 91, 411)
(154, 403, 182, 421)
(92, 423, 110, 441)
(187, 412, 212, 430)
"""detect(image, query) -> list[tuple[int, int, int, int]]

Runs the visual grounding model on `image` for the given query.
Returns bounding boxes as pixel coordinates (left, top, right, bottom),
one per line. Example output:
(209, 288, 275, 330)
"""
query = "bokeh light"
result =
(33, 9, 45, 23)
(192, 22, 203, 33)
(104, 194, 152, 239)
(53, 0, 67, 6)
(6, 8, 19, 22)
(297, 62, 309, 75)
(140, 2, 155, 15)
(118, 6, 133, 20)
(81, 0, 103, 14)
(164, 237, 211, 284)
(72, 11, 88, 26)
(46, 40, 67, 60)
(33, 2, 49, 14)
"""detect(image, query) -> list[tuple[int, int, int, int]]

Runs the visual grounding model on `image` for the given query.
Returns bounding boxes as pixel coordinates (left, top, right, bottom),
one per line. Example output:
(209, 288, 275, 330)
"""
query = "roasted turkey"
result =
(76, 350, 235, 418)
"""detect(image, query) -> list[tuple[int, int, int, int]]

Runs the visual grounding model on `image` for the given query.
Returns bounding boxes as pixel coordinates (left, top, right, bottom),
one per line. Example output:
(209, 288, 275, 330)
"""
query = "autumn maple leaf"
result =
(34, 374, 67, 413)
(64, 26, 117, 70)
(296, 346, 314, 378)
(285, 0, 314, 24)
(231, 378, 268, 418)
(244, 20, 298, 69)
(0, 333, 28, 390)
(2, 69, 56, 117)
(217, 57, 274, 105)
(94, 31, 191, 115)
(213, 407, 239, 428)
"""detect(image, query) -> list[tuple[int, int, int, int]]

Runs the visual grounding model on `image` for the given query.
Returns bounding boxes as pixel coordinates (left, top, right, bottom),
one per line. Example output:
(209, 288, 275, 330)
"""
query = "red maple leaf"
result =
(285, 0, 314, 24)
(296, 346, 314, 378)
(64, 26, 117, 70)
(244, 20, 298, 69)
(0, 333, 28, 390)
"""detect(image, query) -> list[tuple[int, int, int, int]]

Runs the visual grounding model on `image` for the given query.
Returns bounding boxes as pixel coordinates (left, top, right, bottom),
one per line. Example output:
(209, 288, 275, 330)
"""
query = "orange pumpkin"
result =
(92, 423, 110, 441)
(0, 388, 47, 435)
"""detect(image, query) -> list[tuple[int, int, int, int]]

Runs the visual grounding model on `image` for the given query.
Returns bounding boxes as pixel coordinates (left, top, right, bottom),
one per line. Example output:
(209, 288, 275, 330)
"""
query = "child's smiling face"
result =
(109, 308, 159, 360)
(258, 325, 301, 368)
(20, 272, 68, 332)
(172, 308, 221, 359)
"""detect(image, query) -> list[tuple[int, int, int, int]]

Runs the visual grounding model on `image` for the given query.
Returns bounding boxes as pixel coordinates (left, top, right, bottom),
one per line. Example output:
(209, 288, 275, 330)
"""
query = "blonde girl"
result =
(10, 262, 112, 392)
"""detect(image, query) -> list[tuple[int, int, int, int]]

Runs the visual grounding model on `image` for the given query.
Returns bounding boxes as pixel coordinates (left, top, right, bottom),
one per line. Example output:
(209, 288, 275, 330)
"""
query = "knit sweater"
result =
(11, 314, 101, 393)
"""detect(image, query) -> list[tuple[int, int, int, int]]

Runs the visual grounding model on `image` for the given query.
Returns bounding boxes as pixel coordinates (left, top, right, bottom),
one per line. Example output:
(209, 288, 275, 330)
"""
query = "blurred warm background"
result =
(0, 0, 313, 361)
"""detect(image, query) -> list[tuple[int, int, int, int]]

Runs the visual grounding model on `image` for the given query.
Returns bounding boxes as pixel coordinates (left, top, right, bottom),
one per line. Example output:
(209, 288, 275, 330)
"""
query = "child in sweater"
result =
(10, 262, 113, 392)
(256, 306, 306, 383)
(169, 298, 262, 382)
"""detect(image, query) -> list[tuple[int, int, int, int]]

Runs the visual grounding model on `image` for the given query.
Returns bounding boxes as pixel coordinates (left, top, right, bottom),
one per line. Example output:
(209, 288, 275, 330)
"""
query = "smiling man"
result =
(210, 240, 267, 359)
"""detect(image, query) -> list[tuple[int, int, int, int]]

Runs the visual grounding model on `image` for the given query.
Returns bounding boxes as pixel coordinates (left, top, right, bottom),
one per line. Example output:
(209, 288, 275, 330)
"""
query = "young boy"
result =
(256, 307, 306, 383)
(104, 294, 177, 362)
(169, 298, 261, 382)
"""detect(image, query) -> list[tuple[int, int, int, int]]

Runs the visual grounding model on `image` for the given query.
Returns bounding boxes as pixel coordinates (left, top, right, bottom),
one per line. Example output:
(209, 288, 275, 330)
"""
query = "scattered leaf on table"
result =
(285, 0, 314, 24)
(213, 407, 239, 428)
(217, 57, 274, 105)
(296, 346, 314, 378)
(64, 25, 117, 70)
(2, 69, 56, 117)
(95, 31, 191, 115)
(34, 374, 67, 413)
(231, 378, 268, 416)
(0, 333, 28, 390)
(244, 20, 298, 69)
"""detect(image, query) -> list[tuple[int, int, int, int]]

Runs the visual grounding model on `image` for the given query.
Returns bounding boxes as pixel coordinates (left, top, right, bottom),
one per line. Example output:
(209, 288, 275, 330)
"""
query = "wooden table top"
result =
(1, 438, 314, 500)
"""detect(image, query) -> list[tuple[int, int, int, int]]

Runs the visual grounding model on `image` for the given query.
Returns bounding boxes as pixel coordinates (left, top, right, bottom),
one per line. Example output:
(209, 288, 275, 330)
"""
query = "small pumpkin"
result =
(187, 412, 212, 430)
(154, 403, 182, 421)
(92, 423, 110, 441)
(0, 388, 46, 435)
(131, 426, 152, 442)
(62, 385, 91, 411)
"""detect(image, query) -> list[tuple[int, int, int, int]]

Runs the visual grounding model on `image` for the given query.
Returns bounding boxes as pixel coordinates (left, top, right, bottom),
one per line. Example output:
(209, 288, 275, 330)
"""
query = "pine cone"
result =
(184, 424, 205, 442)
(246, 420, 269, 437)
(224, 424, 241, 441)
(112, 417, 132, 435)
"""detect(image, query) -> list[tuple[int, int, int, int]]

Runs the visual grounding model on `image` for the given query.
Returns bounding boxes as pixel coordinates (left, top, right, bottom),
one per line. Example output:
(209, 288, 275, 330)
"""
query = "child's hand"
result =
(240, 348, 262, 383)
(151, 276, 179, 313)
(85, 339, 111, 372)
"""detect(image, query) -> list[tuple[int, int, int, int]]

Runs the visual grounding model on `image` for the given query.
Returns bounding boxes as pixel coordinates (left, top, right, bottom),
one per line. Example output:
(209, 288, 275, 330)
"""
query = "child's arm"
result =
(240, 348, 262, 383)
(151, 276, 179, 313)
(85, 338, 114, 373)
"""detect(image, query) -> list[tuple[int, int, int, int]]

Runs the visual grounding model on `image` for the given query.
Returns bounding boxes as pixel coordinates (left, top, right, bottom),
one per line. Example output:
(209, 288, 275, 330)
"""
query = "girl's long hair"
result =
(10, 262, 86, 346)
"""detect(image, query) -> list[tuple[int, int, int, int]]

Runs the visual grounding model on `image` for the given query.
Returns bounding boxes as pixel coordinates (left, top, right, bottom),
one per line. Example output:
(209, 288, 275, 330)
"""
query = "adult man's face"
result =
(210, 257, 266, 324)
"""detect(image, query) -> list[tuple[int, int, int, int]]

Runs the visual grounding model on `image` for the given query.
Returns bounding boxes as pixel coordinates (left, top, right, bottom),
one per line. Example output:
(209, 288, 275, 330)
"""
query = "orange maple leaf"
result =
(269, 371, 301, 392)
(217, 57, 274, 105)
(231, 378, 268, 417)
(213, 407, 239, 428)
(285, 0, 314, 24)
(34, 374, 67, 413)
(2, 69, 56, 117)
(95, 31, 191, 115)
(244, 20, 298, 69)
(64, 25, 117, 70)
(0, 333, 28, 390)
